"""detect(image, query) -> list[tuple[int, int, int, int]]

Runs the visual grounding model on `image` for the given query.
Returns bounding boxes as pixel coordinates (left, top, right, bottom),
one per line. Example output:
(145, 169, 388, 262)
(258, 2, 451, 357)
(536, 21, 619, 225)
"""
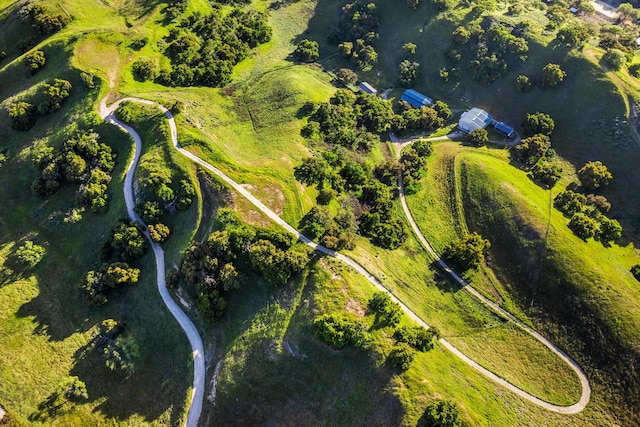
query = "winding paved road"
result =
(99, 99, 205, 427)
(100, 97, 590, 424)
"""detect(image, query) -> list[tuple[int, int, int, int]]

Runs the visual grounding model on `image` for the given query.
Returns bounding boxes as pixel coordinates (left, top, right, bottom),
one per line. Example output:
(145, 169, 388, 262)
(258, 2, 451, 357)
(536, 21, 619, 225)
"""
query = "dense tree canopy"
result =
(443, 232, 490, 271)
(577, 161, 613, 189)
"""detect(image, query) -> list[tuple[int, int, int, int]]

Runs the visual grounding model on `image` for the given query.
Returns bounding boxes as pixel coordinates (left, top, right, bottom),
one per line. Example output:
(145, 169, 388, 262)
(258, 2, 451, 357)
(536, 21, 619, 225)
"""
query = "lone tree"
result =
(515, 75, 532, 92)
(443, 232, 490, 271)
(293, 39, 320, 62)
(335, 68, 358, 86)
(603, 49, 627, 70)
(467, 128, 489, 146)
(402, 42, 417, 55)
(523, 112, 554, 136)
(577, 161, 612, 189)
(540, 63, 567, 87)
(9, 101, 37, 131)
(399, 60, 420, 86)
(418, 399, 463, 427)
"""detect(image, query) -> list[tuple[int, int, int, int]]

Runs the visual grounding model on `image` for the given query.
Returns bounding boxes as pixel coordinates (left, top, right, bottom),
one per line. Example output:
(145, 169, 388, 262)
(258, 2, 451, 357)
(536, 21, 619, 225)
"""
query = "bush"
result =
(293, 39, 319, 62)
(393, 325, 437, 351)
(603, 48, 627, 70)
(442, 232, 490, 271)
(540, 63, 567, 87)
(515, 74, 532, 92)
(388, 343, 416, 370)
(313, 313, 368, 349)
(452, 26, 470, 44)
(24, 50, 46, 74)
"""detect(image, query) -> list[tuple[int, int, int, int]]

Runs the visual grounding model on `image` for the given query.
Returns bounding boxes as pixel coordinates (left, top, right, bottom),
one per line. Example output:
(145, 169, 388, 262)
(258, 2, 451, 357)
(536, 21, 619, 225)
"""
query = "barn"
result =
(400, 89, 434, 108)
(458, 108, 492, 133)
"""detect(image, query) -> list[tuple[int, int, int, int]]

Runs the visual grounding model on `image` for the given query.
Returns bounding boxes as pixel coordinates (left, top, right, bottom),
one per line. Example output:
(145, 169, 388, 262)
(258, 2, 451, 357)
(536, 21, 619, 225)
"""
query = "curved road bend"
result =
(101, 97, 589, 417)
(99, 99, 205, 427)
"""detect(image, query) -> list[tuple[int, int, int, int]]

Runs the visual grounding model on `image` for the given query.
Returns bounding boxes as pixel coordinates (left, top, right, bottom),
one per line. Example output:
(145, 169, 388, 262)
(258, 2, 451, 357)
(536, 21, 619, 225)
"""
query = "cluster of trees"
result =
(180, 209, 310, 321)
(102, 220, 149, 261)
(399, 139, 433, 193)
(156, 6, 271, 87)
(299, 204, 357, 250)
(19, 3, 70, 35)
(334, 3, 379, 71)
(512, 133, 563, 187)
(451, 19, 529, 86)
(31, 130, 116, 213)
(81, 262, 140, 307)
(442, 232, 491, 272)
(90, 319, 140, 377)
(314, 292, 437, 371)
(553, 162, 620, 242)
(137, 151, 196, 211)
(9, 79, 72, 131)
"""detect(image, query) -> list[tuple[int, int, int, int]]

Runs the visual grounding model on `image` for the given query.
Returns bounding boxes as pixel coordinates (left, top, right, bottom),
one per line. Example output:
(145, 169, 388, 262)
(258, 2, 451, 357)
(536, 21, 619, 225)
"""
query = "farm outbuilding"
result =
(358, 82, 377, 95)
(494, 121, 515, 138)
(400, 89, 434, 108)
(458, 108, 492, 133)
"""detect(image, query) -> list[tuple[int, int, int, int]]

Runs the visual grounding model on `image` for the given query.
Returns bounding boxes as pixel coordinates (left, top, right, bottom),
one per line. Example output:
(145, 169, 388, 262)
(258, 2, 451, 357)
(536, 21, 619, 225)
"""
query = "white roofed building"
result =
(458, 108, 492, 133)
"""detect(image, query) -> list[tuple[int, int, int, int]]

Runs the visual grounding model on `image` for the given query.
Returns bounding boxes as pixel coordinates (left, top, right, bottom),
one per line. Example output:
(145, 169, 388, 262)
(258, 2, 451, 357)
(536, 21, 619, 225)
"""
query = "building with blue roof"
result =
(400, 89, 433, 108)
(494, 121, 515, 138)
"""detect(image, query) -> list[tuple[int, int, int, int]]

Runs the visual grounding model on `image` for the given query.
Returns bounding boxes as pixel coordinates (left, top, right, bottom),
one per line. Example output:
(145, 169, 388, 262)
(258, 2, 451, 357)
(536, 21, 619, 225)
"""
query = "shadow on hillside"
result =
(208, 258, 404, 426)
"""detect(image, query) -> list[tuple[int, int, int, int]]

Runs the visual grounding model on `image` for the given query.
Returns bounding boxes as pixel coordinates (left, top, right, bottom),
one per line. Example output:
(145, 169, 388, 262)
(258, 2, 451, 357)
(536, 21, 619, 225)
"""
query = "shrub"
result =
(515, 74, 532, 92)
(313, 313, 368, 349)
(393, 325, 437, 351)
(452, 26, 470, 44)
(603, 48, 627, 70)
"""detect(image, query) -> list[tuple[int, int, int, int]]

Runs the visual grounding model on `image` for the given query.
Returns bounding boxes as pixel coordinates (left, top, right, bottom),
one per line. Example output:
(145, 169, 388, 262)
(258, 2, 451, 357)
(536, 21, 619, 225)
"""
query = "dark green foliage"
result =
(531, 161, 562, 187)
(367, 292, 402, 327)
(631, 264, 640, 281)
(398, 60, 419, 86)
(515, 74, 532, 92)
(467, 128, 488, 146)
(8, 101, 37, 131)
(557, 24, 589, 46)
(512, 134, 551, 163)
(159, 8, 271, 87)
(293, 39, 319, 62)
(300, 206, 332, 239)
(387, 343, 415, 370)
(313, 313, 369, 349)
(24, 50, 46, 74)
(418, 399, 463, 427)
(335, 68, 358, 86)
(393, 325, 437, 351)
(81, 262, 140, 307)
(334, 3, 379, 71)
(598, 217, 622, 242)
(433, 101, 451, 120)
(20, 3, 70, 34)
(540, 63, 567, 87)
(37, 79, 72, 115)
(568, 212, 599, 240)
(135, 201, 163, 223)
(132, 58, 158, 81)
(442, 232, 490, 271)
(16, 241, 46, 267)
(249, 239, 309, 286)
(577, 161, 612, 189)
(522, 112, 554, 136)
(110, 221, 148, 261)
(177, 179, 196, 210)
(554, 190, 587, 217)
(452, 26, 470, 44)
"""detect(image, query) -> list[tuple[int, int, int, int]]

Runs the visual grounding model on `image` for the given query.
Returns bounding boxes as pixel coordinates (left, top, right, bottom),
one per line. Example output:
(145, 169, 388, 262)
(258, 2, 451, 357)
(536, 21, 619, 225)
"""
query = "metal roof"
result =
(458, 108, 492, 132)
(494, 121, 515, 137)
(358, 82, 377, 94)
(400, 89, 433, 108)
